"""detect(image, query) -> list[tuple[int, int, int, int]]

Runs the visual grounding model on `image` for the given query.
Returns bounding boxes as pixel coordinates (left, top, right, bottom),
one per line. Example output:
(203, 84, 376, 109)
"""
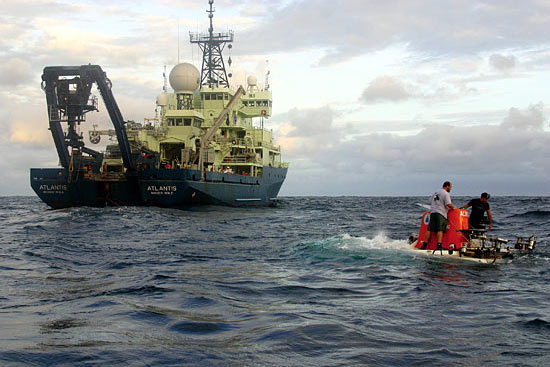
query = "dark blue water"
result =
(1, 196, 549, 366)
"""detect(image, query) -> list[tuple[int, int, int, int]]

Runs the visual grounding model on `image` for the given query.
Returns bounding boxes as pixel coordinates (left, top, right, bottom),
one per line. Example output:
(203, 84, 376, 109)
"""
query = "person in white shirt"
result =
(420, 181, 456, 250)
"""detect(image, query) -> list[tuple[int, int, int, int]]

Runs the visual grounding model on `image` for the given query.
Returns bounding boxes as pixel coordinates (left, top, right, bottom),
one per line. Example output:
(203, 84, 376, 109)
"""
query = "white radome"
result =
(247, 75, 257, 87)
(156, 92, 169, 106)
(169, 63, 200, 93)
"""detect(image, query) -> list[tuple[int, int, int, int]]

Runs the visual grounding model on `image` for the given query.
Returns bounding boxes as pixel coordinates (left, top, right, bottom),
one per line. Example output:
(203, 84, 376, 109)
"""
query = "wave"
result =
(335, 233, 411, 251)
(509, 210, 550, 218)
(300, 233, 409, 252)
(293, 233, 412, 264)
(522, 318, 550, 334)
(169, 320, 236, 335)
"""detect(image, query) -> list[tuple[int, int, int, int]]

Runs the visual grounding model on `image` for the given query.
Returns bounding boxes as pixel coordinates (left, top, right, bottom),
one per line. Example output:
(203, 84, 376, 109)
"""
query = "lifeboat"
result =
(408, 209, 535, 264)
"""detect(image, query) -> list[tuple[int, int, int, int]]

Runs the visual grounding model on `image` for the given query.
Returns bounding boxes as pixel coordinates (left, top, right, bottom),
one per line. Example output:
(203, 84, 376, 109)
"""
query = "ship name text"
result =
(40, 184, 68, 194)
(147, 185, 177, 196)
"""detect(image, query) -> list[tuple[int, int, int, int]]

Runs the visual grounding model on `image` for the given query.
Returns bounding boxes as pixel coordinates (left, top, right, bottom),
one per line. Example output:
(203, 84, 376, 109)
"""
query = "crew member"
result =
(462, 192, 492, 230)
(420, 181, 456, 250)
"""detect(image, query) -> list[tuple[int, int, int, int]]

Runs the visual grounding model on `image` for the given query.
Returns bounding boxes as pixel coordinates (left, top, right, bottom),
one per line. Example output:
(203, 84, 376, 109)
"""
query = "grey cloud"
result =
(279, 104, 550, 195)
(0, 58, 33, 86)
(361, 76, 411, 104)
(501, 103, 545, 131)
(286, 105, 336, 137)
(0, 142, 57, 195)
(229, 0, 285, 17)
(0, 0, 79, 17)
(152, 0, 285, 16)
(489, 54, 517, 71)
(236, 0, 550, 65)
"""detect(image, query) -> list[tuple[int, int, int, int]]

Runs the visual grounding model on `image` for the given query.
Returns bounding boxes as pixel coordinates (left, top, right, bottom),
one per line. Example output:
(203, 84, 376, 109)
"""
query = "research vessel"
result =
(30, 0, 288, 209)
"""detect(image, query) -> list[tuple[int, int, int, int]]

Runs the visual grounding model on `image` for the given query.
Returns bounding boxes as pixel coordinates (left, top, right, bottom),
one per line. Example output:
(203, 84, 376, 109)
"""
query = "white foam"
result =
(335, 233, 410, 251)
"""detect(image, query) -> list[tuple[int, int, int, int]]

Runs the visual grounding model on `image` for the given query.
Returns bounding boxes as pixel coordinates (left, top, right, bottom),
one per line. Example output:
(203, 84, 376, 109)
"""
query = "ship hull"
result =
(30, 166, 287, 209)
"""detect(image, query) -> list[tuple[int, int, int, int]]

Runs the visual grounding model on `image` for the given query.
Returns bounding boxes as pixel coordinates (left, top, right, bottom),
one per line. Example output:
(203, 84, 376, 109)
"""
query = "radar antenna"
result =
(264, 60, 270, 91)
(163, 65, 167, 93)
(189, 0, 233, 88)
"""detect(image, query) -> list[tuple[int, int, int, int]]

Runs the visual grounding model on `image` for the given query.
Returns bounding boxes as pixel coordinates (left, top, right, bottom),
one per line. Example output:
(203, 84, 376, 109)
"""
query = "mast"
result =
(189, 0, 233, 88)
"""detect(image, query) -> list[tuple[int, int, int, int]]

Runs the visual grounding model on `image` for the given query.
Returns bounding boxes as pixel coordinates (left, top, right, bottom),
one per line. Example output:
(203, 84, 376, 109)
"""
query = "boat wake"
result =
(333, 233, 411, 251)
(293, 233, 412, 264)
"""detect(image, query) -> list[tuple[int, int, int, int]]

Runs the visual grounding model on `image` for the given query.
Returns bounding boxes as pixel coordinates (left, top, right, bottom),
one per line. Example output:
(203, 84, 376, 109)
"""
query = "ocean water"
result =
(1, 196, 549, 366)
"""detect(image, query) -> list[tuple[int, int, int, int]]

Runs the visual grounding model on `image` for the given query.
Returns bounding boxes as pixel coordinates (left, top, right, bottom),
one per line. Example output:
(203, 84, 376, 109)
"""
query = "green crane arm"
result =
(202, 86, 245, 145)
(198, 86, 245, 177)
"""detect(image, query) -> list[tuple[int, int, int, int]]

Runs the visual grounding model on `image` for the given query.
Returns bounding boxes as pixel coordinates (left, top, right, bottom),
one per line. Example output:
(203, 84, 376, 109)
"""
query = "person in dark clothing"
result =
(462, 192, 492, 230)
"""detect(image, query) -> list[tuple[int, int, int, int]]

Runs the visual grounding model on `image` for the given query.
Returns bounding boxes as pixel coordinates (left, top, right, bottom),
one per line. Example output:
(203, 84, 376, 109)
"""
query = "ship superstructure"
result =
(30, 0, 288, 208)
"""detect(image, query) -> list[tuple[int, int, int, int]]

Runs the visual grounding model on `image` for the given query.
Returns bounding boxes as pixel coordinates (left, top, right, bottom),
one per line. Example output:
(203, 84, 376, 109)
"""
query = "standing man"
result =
(462, 192, 492, 231)
(420, 181, 457, 250)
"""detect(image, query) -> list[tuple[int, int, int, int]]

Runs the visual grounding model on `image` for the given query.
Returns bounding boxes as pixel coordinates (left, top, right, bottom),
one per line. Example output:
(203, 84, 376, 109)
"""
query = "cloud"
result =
(0, 0, 78, 17)
(285, 106, 336, 137)
(35, 19, 151, 67)
(361, 76, 411, 104)
(278, 104, 550, 195)
(237, 0, 550, 65)
(8, 104, 51, 146)
(0, 58, 33, 86)
(0, 0, 548, 196)
(489, 54, 517, 71)
(500, 102, 545, 131)
(276, 105, 343, 159)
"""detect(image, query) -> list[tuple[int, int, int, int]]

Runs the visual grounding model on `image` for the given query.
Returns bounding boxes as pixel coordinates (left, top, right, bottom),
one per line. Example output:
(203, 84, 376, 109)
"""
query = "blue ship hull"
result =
(30, 166, 287, 209)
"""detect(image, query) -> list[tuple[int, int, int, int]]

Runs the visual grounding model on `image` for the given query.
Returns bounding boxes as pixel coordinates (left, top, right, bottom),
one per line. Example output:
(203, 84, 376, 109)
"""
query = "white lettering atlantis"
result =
(40, 184, 68, 191)
(147, 185, 177, 192)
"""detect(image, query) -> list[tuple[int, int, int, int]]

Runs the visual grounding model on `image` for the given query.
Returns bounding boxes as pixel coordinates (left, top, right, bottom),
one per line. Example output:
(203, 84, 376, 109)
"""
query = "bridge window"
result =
(243, 101, 248, 106)
(175, 118, 183, 126)
(249, 101, 255, 107)
(205, 94, 211, 100)
(184, 118, 191, 126)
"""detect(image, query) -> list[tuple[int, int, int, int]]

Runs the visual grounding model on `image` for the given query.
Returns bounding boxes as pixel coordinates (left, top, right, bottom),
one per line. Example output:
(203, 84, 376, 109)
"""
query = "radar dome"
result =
(156, 92, 169, 106)
(169, 63, 200, 93)
(247, 75, 257, 87)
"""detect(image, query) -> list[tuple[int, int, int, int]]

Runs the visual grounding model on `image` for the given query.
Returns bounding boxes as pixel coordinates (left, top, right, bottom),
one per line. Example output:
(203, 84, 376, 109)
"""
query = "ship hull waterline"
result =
(30, 166, 287, 208)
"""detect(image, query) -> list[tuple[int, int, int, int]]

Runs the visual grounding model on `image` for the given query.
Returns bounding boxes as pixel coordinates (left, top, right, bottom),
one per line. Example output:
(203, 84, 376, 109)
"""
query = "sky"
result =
(1, 0, 550, 196)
